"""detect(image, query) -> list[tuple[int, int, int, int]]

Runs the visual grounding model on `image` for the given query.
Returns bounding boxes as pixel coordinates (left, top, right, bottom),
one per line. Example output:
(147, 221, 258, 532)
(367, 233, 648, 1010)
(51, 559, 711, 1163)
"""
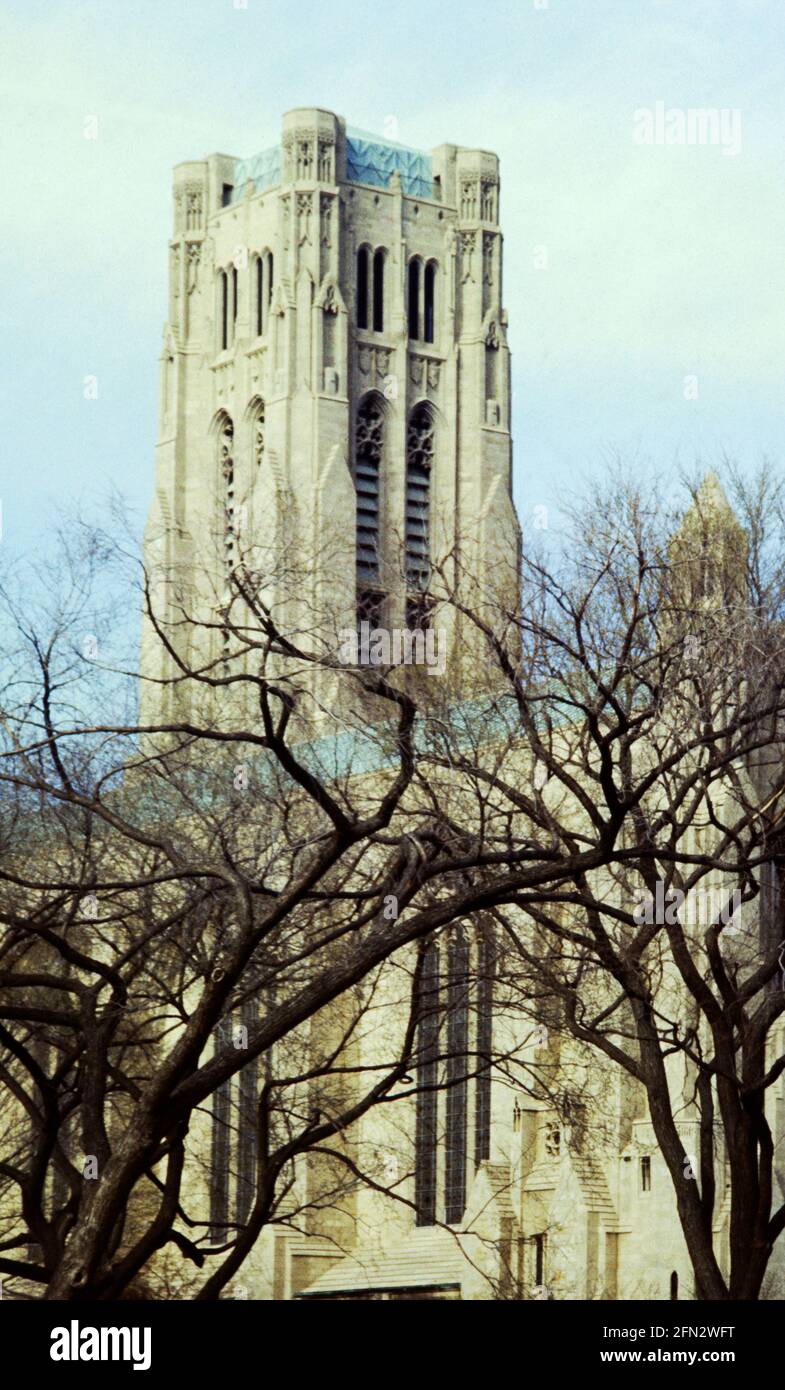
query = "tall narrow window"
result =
(356, 247, 369, 330)
(267, 252, 274, 310)
(372, 248, 385, 332)
(424, 261, 436, 343)
(210, 1076, 231, 1242)
(231, 267, 238, 342)
(218, 415, 235, 667)
(534, 1234, 547, 1288)
(444, 929, 470, 1225)
(408, 258, 420, 339)
(220, 270, 228, 351)
(405, 405, 434, 591)
(255, 257, 263, 336)
(236, 998, 259, 1225)
(415, 943, 440, 1227)
(670, 1271, 679, 1300)
(641, 1155, 652, 1191)
(252, 401, 265, 470)
(474, 930, 494, 1166)
(354, 395, 384, 608)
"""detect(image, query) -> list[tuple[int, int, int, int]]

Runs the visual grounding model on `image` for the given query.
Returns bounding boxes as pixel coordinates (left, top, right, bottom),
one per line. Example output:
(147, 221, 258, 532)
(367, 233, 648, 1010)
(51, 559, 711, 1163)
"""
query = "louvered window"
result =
(405, 406, 433, 591)
(354, 397, 384, 590)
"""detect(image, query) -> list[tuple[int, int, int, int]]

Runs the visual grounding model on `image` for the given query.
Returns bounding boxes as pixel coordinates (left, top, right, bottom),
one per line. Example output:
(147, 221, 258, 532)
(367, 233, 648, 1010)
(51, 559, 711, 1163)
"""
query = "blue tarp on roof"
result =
(345, 127, 432, 197)
(230, 145, 282, 201)
(228, 129, 432, 204)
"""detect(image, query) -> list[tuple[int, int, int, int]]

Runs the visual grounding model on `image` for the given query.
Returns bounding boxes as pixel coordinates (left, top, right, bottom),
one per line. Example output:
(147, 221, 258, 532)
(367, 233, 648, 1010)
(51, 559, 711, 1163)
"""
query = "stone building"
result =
(142, 106, 519, 729)
(140, 110, 785, 1302)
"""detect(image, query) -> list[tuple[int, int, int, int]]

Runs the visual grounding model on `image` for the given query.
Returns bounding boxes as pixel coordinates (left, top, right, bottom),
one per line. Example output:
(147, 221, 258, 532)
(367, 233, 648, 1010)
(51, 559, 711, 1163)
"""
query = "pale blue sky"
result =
(2, 0, 784, 556)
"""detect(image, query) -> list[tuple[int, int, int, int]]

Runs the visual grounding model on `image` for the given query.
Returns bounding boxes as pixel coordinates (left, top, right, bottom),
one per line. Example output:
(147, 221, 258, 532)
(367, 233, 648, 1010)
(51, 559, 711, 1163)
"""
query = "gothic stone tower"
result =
(141, 108, 520, 725)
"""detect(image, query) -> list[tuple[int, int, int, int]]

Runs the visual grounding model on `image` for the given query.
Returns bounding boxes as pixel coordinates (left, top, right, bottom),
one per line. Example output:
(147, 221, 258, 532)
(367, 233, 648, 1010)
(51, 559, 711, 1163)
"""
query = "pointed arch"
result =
(211, 409, 236, 596)
(249, 396, 265, 470)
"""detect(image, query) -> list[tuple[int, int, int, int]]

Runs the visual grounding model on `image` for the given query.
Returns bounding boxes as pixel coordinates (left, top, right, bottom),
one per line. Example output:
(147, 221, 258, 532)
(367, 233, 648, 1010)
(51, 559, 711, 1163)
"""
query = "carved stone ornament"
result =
(297, 192, 313, 245)
(187, 242, 201, 294)
(460, 230, 476, 283)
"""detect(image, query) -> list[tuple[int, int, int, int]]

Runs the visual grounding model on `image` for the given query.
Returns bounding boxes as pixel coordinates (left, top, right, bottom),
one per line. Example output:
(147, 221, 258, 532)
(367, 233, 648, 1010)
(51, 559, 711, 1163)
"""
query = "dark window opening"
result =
(444, 930, 470, 1225)
(405, 592, 433, 633)
(545, 1124, 561, 1157)
(354, 396, 384, 587)
(424, 262, 436, 343)
(405, 405, 434, 590)
(209, 1077, 231, 1242)
(267, 252, 274, 308)
(641, 1155, 651, 1191)
(221, 183, 234, 208)
(415, 943, 440, 1226)
(231, 267, 238, 337)
(475, 931, 494, 1166)
(534, 1233, 547, 1287)
(219, 415, 235, 596)
(357, 247, 369, 330)
(408, 258, 420, 339)
(373, 248, 385, 332)
(220, 270, 228, 351)
(357, 588, 385, 633)
(255, 258, 263, 336)
(670, 1270, 679, 1300)
(236, 998, 259, 1226)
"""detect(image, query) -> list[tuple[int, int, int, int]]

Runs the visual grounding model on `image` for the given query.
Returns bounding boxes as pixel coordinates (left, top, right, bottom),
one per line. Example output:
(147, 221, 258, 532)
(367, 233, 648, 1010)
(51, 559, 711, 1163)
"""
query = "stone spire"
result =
(668, 471, 748, 612)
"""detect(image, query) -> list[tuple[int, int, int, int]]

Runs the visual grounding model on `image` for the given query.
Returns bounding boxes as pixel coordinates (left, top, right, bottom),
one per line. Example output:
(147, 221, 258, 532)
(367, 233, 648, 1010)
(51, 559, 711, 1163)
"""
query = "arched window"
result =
(354, 395, 384, 619)
(217, 414, 235, 589)
(267, 251, 274, 310)
(356, 246, 369, 330)
(372, 248, 385, 332)
(408, 258, 421, 339)
(405, 404, 434, 592)
(670, 1271, 679, 1301)
(424, 261, 436, 344)
(219, 270, 228, 351)
(252, 400, 265, 469)
(231, 267, 238, 342)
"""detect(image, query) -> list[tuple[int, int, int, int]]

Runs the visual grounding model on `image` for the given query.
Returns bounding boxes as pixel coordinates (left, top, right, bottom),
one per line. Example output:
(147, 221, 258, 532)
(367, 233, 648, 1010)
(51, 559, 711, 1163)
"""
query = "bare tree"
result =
(2, 464, 785, 1303)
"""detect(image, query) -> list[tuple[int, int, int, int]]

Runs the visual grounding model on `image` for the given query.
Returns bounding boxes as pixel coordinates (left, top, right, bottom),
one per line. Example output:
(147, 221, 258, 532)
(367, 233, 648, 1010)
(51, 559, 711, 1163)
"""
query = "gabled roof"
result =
(296, 1227, 465, 1298)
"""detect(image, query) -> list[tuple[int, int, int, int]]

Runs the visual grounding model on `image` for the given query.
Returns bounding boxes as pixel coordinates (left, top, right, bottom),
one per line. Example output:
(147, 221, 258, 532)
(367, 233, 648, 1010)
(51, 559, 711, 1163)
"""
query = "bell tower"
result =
(140, 108, 520, 727)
